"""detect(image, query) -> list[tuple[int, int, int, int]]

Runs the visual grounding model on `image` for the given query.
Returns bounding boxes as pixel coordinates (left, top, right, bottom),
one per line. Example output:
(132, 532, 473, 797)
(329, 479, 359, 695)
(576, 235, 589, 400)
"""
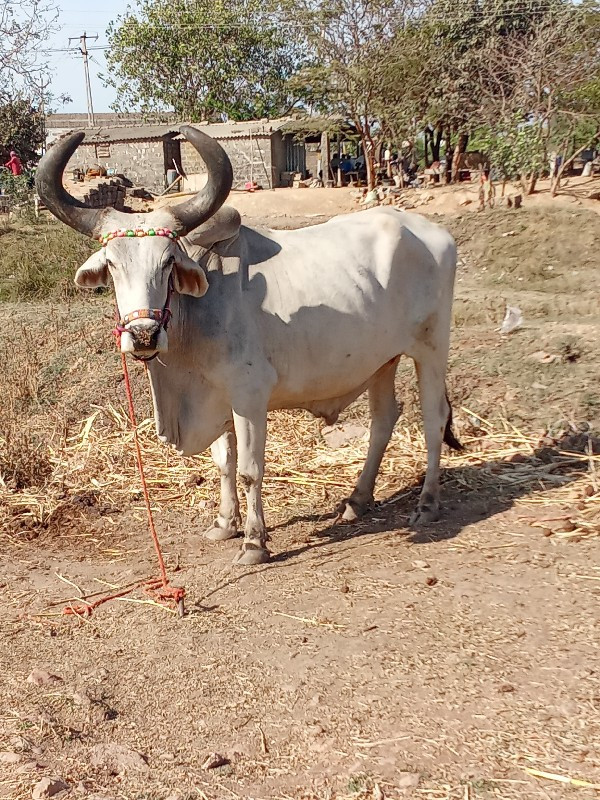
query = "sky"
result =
(45, 0, 125, 113)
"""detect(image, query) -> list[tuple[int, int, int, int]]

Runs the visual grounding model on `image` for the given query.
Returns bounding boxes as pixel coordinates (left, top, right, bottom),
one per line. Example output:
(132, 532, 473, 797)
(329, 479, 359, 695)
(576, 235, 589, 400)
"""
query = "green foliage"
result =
(0, 173, 35, 207)
(374, 0, 600, 174)
(0, 98, 44, 164)
(479, 120, 546, 181)
(281, 0, 403, 187)
(104, 0, 299, 121)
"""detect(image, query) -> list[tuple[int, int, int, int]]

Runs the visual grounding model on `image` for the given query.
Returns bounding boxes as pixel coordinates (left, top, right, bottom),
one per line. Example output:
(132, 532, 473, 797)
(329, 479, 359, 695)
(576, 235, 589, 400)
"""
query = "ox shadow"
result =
(267, 440, 593, 565)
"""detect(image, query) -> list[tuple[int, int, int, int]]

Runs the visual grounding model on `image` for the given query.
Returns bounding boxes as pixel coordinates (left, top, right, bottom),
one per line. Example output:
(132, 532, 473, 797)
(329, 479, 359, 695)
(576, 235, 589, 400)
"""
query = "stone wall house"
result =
(178, 119, 303, 190)
(49, 116, 349, 193)
(62, 124, 182, 194)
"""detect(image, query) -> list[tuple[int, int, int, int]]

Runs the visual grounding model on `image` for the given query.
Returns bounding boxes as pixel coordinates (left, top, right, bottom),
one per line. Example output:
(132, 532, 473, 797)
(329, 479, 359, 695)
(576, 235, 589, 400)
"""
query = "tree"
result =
(376, 0, 578, 181)
(281, 0, 413, 189)
(0, 0, 58, 103)
(475, 1, 600, 193)
(104, 0, 299, 121)
(0, 98, 45, 164)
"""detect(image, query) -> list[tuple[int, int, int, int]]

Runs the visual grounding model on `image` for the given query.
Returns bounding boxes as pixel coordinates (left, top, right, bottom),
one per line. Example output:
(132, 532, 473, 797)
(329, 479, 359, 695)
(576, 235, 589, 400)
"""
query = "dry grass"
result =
(1, 367, 598, 546)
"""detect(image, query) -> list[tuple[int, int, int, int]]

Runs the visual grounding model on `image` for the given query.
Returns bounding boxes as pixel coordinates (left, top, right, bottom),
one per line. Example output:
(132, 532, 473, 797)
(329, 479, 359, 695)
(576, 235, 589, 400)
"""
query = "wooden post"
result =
(320, 130, 330, 185)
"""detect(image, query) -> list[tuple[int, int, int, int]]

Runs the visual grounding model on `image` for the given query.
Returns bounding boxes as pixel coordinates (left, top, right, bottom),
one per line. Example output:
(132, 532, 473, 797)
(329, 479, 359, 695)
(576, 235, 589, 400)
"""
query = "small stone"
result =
(90, 743, 149, 774)
(185, 473, 205, 487)
(322, 422, 368, 449)
(201, 752, 229, 770)
(553, 520, 576, 533)
(425, 576, 438, 586)
(87, 795, 116, 800)
(541, 528, 553, 537)
(397, 773, 420, 790)
(508, 453, 528, 464)
(31, 778, 69, 799)
(27, 669, 62, 687)
(18, 760, 45, 773)
(72, 690, 91, 707)
(0, 751, 22, 764)
(340, 584, 350, 594)
(583, 485, 595, 497)
(413, 559, 430, 570)
(499, 683, 516, 693)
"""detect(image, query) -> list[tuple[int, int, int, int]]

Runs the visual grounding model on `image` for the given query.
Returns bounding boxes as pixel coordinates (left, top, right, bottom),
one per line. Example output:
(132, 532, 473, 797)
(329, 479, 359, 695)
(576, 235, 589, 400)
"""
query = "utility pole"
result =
(69, 32, 98, 127)
(39, 78, 50, 154)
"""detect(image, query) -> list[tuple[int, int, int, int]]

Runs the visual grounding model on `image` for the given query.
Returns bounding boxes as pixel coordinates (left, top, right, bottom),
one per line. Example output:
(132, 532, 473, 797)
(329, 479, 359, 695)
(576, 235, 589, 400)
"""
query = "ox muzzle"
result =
(115, 277, 173, 360)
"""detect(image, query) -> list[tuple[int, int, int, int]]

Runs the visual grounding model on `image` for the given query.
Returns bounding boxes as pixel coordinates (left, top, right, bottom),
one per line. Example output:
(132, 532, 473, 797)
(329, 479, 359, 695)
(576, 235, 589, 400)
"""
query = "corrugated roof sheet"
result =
(61, 117, 357, 144)
(76, 124, 180, 143)
(280, 117, 356, 135)
(174, 118, 293, 140)
(46, 112, 178, 129)
(75, 119, 295, 144)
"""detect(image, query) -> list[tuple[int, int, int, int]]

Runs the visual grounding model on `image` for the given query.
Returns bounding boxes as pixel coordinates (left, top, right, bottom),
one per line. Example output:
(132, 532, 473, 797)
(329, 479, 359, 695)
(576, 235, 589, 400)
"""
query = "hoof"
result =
(409, 505, 440, 526)
(204, 519, 239, 541)
(233, 545, 271, 566)
(334, 496, 372, 523)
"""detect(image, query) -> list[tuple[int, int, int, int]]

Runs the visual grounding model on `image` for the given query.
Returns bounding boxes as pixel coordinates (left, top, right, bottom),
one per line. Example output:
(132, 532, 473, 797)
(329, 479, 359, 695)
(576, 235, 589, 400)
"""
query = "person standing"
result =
(4, 150, 23, 176)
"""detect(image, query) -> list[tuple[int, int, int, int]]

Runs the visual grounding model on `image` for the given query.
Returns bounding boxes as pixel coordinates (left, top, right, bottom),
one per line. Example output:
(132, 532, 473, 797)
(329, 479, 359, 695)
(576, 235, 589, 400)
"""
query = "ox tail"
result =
(444, 392, 464, 451)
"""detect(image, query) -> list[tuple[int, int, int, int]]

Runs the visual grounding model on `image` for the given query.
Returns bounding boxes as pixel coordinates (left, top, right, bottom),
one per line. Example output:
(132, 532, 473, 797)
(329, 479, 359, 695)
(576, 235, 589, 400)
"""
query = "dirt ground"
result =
(1, 187, 600, 800)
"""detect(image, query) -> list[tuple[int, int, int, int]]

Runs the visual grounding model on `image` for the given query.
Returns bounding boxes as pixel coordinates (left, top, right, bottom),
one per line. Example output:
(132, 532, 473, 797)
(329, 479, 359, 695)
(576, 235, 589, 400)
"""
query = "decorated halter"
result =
(99, 226, 179, 246)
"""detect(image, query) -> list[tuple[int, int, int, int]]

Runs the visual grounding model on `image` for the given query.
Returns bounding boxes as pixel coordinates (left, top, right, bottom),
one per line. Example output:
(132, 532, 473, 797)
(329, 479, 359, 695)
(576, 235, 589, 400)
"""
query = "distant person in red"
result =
(4, 151, 23, 176)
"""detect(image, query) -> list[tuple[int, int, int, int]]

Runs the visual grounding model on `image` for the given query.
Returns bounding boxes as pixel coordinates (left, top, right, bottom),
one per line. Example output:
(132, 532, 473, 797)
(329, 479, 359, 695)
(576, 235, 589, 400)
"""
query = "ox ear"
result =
(75, 249, 109, 289)
(172, 249, 209, 298)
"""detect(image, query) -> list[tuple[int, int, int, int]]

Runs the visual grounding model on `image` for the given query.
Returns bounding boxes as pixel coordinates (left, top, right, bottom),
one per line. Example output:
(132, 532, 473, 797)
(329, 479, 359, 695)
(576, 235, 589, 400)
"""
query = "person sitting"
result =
(340, 155, 353, 174)
(4, 151, 23, 176)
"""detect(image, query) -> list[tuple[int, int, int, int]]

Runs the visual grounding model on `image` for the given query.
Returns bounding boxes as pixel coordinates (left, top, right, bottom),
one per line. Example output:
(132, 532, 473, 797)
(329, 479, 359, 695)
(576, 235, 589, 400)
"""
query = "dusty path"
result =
(3, 492, 599, 799)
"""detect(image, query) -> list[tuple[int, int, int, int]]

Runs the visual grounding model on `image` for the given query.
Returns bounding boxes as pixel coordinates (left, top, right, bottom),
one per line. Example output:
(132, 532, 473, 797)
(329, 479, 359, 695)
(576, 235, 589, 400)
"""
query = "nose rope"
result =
(63, 275, 184, 618)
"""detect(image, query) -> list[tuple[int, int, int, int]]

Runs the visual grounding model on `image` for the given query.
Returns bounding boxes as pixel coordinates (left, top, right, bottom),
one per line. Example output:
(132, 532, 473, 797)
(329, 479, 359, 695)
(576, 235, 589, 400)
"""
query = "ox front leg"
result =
(410, 353, 451, 525)
(231, 402, 271, 566)
(204, 430, 241, 541)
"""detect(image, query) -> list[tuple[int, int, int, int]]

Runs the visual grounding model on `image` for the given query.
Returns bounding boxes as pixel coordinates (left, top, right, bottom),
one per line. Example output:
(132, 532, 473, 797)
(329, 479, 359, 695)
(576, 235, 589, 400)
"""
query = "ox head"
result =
(35, 125, 233, 358)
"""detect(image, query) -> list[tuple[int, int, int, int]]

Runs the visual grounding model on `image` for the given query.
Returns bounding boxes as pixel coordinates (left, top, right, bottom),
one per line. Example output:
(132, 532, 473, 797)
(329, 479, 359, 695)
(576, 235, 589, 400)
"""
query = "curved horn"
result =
(35, 132, 107, 239)
(172, 125, 233, 235)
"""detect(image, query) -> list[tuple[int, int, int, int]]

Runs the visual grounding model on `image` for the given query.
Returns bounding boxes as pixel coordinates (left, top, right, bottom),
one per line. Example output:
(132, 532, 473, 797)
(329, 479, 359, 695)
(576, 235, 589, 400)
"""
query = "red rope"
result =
(63, 327, 185, 618)
(120, 351, 169, 587)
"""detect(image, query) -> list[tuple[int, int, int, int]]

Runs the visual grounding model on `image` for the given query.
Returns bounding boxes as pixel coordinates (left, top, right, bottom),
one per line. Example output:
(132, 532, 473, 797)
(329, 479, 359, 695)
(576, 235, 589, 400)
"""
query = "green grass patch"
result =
(0, 218, 98, 301)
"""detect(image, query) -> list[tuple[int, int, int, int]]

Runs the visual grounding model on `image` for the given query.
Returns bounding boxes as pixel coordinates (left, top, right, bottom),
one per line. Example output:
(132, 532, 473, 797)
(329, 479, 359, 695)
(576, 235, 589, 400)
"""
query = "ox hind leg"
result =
(336, 357, 400, 522)
(204, 430, 242, 541)
(410, 346, 461, 525)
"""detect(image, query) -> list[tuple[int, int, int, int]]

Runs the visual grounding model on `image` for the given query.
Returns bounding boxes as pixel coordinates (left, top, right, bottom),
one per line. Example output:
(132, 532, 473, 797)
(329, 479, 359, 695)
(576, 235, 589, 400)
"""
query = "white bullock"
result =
(36, 126, 461, 565)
